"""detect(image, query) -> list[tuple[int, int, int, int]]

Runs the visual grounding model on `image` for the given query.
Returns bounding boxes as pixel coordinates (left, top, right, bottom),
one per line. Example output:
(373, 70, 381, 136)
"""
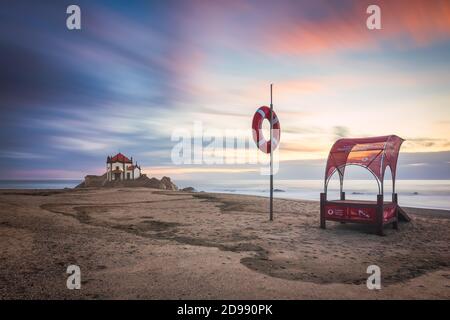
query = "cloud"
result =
(403, 137, 450, 151)
(0, 151, 49, 160)
(406, 162, 429, 167)
(51, 137, 111, 152)
(333, 126, 350, 139)
(263, 0, 450, 55)
(0, 1, 449, 179)
(0, 169, 90, 180)
(281, 142, 325, 154)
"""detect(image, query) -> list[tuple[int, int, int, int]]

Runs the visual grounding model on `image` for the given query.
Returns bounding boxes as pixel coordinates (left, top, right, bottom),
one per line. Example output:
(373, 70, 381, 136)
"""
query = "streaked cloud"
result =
(264, 0, 450, 55)
(0, 151, 50, 160)
(0, 0, 449, 179)
(406, 163, 429, 167)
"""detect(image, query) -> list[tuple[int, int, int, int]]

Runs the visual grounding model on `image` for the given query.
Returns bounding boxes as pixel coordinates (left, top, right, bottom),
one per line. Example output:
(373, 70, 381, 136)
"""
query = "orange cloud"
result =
(382, 0, 450, 45)
(267, 0, 450, 55)
(145, 166, 258, 178)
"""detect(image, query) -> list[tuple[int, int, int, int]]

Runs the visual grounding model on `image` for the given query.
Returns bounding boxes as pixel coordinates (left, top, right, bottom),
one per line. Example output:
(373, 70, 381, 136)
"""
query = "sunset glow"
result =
(0, 0, 449, 180)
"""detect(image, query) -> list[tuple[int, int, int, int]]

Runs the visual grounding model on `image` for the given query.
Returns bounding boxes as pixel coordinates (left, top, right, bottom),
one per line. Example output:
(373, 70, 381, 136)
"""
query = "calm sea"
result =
(176, 179, 450, 211)
(1, 179, 449, 211)
(0, 180, 81, 189)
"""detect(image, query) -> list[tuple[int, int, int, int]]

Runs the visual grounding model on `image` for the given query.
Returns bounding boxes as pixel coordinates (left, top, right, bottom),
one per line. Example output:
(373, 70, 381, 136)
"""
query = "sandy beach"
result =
(0, 187, 449, 299)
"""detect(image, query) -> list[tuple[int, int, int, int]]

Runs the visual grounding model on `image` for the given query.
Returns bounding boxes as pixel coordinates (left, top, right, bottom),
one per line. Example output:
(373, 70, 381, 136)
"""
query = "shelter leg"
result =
(392, 193, 399, 230)
(392, 193, 398, 204)
(376, 224, 384, 236)
(393, 220, 398, 230)
(320, 193, 326, 229)
(339, 191, 346, 224)
(376, 194, 384, 236)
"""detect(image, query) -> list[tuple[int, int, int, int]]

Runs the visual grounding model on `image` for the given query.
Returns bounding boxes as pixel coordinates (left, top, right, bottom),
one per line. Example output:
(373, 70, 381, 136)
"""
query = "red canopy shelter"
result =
(325, 135, 404, 195)
(320, 135, 410, 235)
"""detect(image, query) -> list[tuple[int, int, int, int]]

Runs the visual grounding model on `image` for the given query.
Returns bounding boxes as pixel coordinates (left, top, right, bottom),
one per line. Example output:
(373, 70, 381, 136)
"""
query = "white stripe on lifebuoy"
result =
(257, 109, 265, 118)
(258, 139, 266, 146)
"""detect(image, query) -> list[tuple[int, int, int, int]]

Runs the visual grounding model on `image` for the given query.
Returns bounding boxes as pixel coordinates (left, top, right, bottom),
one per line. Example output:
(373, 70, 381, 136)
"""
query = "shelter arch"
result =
(324, 135, 404, 196)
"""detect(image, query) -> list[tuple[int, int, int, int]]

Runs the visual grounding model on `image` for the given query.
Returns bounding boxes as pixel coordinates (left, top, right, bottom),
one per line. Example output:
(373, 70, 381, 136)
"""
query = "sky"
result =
(0, 0, 449, 181)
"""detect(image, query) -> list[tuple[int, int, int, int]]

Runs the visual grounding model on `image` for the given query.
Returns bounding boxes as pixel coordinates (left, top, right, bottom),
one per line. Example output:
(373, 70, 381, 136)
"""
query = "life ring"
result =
(252, 106, 280, 154)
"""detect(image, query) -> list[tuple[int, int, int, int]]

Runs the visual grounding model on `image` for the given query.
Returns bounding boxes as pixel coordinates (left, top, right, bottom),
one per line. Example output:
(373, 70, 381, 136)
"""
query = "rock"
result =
(160, 176, 178, 191)
(273, 189, 285, 192)
(146, 177, 166, 189)
(75, 173, 179, 190)
(75, 181, 86, 188)
(181, 187, 196, 192)
(77, 173, 107, 188)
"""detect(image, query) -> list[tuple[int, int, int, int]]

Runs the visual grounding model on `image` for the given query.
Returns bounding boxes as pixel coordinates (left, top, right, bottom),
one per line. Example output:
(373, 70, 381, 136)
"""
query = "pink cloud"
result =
(265, 0, 450, 55)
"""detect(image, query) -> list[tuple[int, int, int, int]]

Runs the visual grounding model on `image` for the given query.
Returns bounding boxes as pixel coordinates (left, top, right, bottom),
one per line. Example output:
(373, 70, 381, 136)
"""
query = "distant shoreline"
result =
(1, 179, 449, 211)
(0, 186, 449, 216)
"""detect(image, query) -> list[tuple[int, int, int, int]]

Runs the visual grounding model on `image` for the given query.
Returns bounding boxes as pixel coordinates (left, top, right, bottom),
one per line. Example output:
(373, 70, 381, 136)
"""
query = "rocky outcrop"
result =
(75, 173, 108, 188)
(181, 187, 196, 192)
(76, 174, 178, 190)
(160, 176, 178, 191)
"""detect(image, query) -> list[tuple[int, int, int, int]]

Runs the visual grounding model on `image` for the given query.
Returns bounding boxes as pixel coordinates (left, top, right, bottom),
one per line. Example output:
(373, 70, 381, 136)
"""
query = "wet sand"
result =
(0, 187, 449, 299)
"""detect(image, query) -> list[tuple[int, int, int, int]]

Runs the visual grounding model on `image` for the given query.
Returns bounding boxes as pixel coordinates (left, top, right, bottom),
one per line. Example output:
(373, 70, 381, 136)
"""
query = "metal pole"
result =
(269, 84, 273, 221)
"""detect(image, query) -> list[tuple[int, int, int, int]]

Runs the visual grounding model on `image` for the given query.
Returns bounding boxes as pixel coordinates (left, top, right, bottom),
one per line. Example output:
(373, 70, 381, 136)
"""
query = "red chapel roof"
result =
(107, 153, 132, 164)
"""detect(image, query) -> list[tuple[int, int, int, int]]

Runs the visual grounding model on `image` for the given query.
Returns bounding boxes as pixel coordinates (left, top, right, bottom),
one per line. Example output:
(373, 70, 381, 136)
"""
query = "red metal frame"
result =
(320, 192, 399, 236)
(320, 135, 407, 236)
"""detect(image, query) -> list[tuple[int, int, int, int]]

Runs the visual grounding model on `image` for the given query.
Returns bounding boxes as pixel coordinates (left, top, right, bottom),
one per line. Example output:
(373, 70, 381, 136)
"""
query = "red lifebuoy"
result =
(252, 106, 280, 154)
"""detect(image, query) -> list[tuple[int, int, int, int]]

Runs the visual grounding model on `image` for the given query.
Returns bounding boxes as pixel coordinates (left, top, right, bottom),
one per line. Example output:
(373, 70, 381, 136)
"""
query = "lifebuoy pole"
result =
(251, 90, 280, 221)
(269, 84, 274, 221)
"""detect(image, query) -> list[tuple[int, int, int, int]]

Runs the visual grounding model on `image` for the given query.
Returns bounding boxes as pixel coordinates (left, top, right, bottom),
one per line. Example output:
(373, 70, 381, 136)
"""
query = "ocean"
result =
(176, 179, 450, 211)
(0, 180, 82, 190)
(1, 179, 449, 211)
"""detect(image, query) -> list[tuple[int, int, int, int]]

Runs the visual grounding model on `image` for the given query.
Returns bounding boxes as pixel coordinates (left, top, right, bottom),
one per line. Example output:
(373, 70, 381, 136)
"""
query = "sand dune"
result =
(0, 187, 449, 299)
